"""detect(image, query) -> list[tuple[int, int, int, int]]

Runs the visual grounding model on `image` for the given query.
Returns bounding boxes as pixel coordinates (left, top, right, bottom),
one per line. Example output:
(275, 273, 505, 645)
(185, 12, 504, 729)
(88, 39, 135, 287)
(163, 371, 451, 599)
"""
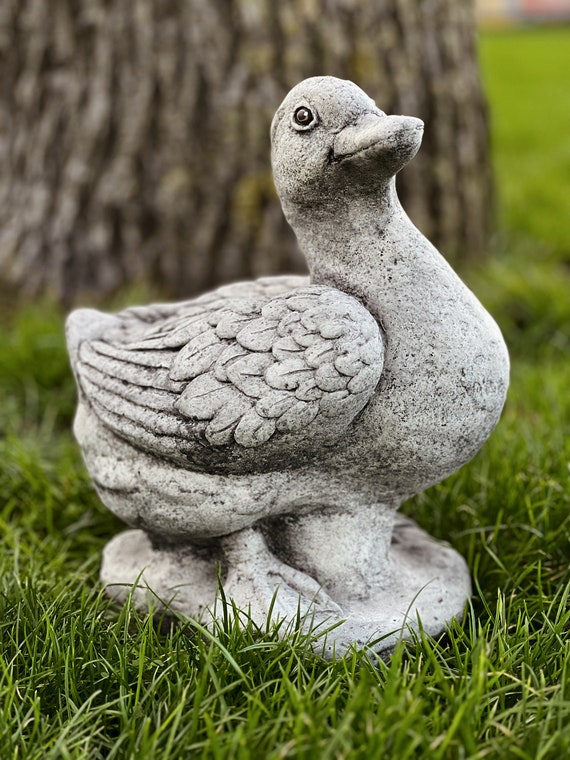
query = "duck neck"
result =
(288, 178, 421, 314)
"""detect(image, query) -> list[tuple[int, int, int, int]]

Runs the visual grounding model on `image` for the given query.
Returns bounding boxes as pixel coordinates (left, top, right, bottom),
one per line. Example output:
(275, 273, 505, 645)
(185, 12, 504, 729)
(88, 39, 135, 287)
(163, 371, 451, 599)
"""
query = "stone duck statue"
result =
(67, 76, 509, 656)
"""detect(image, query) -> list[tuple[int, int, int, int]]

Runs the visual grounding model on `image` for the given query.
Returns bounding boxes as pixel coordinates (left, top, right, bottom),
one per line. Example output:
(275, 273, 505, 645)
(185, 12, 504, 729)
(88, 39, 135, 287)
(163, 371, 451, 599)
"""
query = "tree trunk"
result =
(0, 0, 492, 305)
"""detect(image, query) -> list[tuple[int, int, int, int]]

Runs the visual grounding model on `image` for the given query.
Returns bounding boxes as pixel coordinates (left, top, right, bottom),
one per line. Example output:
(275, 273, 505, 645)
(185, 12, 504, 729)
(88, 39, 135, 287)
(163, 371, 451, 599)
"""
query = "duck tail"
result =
(66, 308, 120, 367)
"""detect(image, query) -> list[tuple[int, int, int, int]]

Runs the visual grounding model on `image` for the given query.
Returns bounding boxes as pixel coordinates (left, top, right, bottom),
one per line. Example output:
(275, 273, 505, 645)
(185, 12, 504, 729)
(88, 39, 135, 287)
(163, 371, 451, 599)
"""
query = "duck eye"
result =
(293, 106, 315, 129)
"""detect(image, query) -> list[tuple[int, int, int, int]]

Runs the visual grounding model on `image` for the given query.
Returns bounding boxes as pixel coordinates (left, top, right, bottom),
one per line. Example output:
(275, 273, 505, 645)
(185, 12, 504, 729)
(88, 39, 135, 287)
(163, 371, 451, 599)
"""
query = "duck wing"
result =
(72, 279, 384, 473)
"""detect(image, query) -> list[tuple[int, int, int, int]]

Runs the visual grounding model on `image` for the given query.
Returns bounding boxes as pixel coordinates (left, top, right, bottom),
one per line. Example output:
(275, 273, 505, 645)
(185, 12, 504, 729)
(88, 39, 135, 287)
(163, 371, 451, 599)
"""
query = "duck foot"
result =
(316, 514, 472, 660)
(100, 517, 471, 659)
(100, 527, 343, 625)
(100, 530, 220, 619)
(221, 526, 344, 625)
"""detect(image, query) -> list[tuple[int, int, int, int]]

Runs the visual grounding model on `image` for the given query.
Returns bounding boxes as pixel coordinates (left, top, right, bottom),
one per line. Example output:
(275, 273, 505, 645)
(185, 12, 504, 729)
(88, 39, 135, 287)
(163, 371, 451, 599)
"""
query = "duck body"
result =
(67, 77, 508, 655)
(307, 198, 508, 498)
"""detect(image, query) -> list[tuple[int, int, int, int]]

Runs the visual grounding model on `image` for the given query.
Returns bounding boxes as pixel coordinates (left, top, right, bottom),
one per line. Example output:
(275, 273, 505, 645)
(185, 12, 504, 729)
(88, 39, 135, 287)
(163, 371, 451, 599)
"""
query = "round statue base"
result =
(101, 516, 471, 659)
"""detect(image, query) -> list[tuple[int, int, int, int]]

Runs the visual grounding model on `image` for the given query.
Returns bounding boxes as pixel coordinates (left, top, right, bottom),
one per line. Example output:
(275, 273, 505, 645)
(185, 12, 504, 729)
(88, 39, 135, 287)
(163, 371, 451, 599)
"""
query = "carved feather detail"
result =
(74, 280, 384, 459)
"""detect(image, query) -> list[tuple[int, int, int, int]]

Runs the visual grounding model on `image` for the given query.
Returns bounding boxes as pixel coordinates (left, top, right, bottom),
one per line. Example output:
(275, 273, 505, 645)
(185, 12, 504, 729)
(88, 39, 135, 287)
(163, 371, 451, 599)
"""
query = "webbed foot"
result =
(221, 527, 344, 625)
(100, 529, 219, 618)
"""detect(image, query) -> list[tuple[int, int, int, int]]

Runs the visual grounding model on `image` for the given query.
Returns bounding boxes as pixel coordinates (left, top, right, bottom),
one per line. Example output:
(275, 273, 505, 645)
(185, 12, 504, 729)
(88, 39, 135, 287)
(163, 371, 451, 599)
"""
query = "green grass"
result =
(2, 25, 570, 759)
(478, 26, 570, 261)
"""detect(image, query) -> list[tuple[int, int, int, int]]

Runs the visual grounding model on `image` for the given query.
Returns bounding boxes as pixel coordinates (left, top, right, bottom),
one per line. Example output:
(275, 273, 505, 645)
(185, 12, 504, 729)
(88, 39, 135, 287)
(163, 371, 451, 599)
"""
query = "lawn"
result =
(478, 25, 570, 261)
(1, 26, 569, 759)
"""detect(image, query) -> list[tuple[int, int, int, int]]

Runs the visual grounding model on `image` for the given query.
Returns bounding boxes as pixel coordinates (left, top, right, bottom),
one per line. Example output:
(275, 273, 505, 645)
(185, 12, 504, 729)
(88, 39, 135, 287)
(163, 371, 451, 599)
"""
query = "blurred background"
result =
(0, 8, 568, 752)
(0, 0, 568, 426)
(0, 0, 493, 305)
(477, 0, 570, 25)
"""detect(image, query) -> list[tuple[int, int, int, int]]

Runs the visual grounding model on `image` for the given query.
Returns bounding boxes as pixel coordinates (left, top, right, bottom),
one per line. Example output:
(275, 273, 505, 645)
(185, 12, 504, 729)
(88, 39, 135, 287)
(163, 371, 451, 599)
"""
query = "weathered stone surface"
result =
(67, 77, 509, 657)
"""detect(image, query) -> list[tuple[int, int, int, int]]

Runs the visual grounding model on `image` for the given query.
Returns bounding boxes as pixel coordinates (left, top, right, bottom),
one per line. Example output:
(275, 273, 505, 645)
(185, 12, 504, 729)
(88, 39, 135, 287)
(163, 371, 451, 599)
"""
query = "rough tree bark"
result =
(0, 0, 492, 304)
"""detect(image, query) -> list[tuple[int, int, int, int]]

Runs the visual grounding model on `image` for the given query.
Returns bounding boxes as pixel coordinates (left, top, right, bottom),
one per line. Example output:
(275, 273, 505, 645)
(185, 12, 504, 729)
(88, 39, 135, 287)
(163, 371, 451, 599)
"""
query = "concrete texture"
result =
(67, 76, 509, 657)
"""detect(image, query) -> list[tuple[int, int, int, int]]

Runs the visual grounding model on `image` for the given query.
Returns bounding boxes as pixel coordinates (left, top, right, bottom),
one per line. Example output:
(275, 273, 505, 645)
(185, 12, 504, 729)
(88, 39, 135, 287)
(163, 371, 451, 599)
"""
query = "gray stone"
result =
(67, 76, 509, 657)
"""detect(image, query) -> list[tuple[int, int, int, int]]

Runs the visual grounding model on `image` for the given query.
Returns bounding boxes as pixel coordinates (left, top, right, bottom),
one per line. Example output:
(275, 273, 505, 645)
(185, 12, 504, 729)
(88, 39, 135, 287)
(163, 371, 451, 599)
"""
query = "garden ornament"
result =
(67, 76, 509, 657)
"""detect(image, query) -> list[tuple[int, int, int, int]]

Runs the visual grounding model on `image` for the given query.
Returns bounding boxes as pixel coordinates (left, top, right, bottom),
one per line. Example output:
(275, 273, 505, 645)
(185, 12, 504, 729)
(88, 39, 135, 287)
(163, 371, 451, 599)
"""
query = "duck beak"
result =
(331, 112, 424, 166)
